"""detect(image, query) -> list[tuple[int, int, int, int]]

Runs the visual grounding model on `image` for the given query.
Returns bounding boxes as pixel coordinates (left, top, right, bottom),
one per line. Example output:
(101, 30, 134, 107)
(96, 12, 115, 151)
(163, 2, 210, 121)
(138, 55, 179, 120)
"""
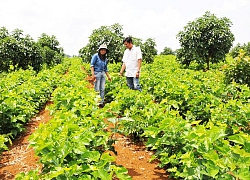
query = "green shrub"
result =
(224, 50, 250, 86)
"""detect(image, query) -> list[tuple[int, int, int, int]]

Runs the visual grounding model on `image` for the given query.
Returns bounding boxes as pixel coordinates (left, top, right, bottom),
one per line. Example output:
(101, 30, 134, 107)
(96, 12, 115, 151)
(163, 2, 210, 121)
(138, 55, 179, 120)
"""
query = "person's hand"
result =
(119, 71, 123, 77)
(108, 76, 112, 82)
(92, 75, 96, 82)
(136, 72, 140, 78)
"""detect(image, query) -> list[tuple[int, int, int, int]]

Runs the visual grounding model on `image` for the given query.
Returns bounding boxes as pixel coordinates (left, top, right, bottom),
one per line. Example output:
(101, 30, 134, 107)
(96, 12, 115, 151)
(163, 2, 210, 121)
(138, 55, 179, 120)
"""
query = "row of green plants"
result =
(0, 60, 70, 154)
(0, 69, 36, 90)
(224, 50, 250, 87)
(101, 55, 250, 179)
(16, 58, 131, 179)
(6, 54, 249, 179)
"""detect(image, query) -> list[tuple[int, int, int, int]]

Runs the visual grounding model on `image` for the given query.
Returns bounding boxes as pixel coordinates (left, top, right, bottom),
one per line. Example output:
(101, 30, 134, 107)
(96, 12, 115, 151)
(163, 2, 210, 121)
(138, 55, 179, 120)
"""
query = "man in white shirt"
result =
(119, 37, 142, 91)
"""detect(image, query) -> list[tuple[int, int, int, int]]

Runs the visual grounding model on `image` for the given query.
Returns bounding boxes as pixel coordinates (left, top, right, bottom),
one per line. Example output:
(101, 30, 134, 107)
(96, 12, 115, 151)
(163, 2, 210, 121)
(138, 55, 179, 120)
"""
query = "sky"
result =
(1, 0, 250, 56)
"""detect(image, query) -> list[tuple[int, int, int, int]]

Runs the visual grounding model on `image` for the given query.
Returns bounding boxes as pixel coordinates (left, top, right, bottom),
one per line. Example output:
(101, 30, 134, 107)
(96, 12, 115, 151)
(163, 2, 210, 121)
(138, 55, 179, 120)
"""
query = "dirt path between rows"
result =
(0, 108, 50, 179)
(0, 72, 171, 180)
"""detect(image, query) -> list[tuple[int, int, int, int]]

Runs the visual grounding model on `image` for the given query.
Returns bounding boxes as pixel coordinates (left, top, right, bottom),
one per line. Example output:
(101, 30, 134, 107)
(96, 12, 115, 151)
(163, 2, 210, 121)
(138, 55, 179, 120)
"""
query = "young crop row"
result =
(10, 55, 250, 179)
(16, 58, 131, 179)
(102, 55, 250, 179)
(0, 60, 70, 153)
(0, 69, 36, 91)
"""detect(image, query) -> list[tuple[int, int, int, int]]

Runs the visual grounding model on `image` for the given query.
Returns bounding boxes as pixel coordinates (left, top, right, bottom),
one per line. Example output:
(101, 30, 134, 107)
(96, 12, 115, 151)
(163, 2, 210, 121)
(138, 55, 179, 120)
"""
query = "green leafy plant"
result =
(176, 11, 234, 70)
(230, 42, 250, 58)
(224, 49, 250, 86)
(0, 59, 69, 153)
(17, 57, 132, 179)
(0, 27, 64, 72)
(79, 23, 157, 64)
(79, 23, 124, 64)
(160, 47, 175, 55)
(11, 55, 250, 179)
(105, 54, 250, 179)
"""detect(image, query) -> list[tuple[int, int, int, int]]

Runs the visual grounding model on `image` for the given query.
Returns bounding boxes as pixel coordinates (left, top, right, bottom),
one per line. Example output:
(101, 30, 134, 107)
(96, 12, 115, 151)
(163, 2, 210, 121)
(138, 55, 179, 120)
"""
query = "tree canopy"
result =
(0, 27, 64, 72)
(230, 42, 250, 58)
(78, 23, 157, 64)
(79, 23, 124, 64)
(176, 11, 235, 70)
(160, 47, 175, 55)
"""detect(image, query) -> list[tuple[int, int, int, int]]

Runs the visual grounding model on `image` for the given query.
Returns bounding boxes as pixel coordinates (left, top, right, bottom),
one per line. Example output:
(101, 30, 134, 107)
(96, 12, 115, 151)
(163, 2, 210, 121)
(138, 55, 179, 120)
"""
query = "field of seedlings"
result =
(1, 55, 250, 180)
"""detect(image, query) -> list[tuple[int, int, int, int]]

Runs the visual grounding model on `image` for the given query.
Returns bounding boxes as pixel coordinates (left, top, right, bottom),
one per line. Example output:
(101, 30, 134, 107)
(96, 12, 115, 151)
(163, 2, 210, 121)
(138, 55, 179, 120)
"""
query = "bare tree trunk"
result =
(206, 57, 210, 70)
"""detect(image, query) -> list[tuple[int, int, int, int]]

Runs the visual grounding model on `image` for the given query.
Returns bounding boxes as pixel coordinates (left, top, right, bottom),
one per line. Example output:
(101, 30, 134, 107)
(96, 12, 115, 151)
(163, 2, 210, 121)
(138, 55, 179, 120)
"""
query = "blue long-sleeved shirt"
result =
(90, 53, 109, 72)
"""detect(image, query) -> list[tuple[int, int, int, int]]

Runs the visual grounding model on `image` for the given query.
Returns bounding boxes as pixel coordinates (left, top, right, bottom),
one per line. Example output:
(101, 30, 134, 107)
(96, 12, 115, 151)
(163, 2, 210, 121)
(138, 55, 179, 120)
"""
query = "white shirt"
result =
(122, 45, 142, 77)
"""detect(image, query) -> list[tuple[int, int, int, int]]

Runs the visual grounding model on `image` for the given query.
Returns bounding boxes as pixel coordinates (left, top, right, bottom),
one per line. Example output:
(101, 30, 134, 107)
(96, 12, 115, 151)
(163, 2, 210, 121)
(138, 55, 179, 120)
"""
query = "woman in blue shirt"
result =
(90, 44, 111, 107)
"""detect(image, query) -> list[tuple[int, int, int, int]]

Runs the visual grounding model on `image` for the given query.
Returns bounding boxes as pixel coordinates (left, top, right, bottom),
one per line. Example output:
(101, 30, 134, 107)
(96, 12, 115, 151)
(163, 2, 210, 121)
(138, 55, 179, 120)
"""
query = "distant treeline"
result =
(0, 27, 64, 72)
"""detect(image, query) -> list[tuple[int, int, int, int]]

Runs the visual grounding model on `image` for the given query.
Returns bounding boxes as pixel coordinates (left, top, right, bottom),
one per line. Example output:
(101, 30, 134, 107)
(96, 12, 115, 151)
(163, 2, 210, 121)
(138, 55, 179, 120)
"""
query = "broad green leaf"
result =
(202, 150, 219, 161)
(204, 160, 219, 178)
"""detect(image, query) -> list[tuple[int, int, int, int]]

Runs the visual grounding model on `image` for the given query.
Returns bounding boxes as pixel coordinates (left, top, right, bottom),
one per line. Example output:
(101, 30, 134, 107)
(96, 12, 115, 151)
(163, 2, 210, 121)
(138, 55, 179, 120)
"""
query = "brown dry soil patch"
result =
(0, 73, 171, 180)
(0, 108, 50, 179)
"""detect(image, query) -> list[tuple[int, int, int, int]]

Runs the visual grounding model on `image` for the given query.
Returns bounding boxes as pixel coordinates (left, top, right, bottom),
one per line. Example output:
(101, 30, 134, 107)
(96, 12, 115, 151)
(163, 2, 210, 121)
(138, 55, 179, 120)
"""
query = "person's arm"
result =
(136, 59, 142, 78)
(91, 66, 96, 81)
(137, 58, 142, 71)
(119, 63, 126, 76)
(91, 66, 94, 76)
(90, 54, 97, 81)
(136, 46, 142, 78)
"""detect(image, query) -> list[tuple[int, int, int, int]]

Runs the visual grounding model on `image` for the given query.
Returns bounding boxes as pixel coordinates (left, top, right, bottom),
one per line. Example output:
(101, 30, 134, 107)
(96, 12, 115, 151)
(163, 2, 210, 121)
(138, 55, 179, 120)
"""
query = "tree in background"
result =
(79, 23, 124, 64)
(230, 43, 242, 58)
(0, 27, 64, 72)
(11, 29, 43, 71)
(0, 28, 41, 71)
(176, 11, 234, 70)
(160, 47, 175, 55)
(0, 27, 14, 71)
(230, 42, 250, 58)
(37, 33, 64, 67)
(245, 42, 250, 56)
(79, 23, 157, 64)
(141, 38, 158, 63)
(224, 49, 250, 86)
